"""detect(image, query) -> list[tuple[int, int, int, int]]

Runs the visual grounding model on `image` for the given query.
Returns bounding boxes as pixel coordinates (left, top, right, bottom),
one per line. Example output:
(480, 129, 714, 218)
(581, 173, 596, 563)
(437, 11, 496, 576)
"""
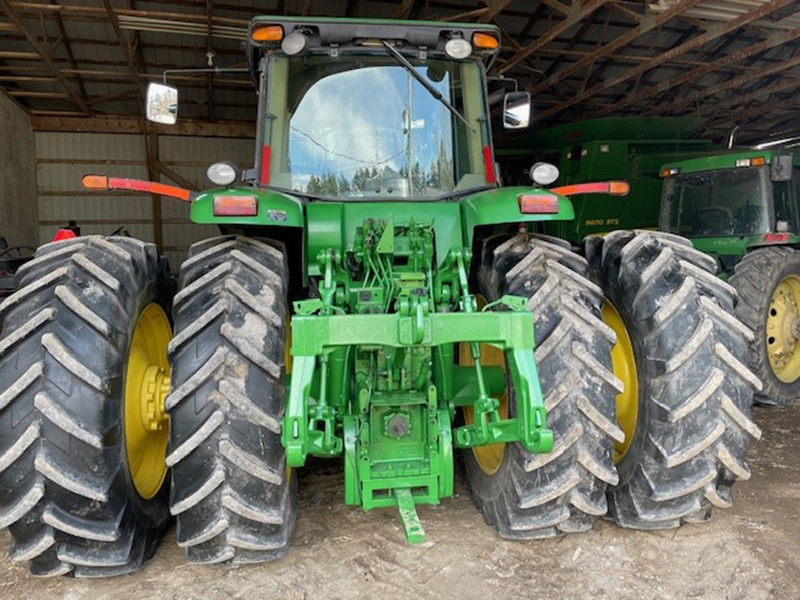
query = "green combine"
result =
(497, 116, 717, 244)
(660, 150, 800, 405)
(0, 17, 760, 578)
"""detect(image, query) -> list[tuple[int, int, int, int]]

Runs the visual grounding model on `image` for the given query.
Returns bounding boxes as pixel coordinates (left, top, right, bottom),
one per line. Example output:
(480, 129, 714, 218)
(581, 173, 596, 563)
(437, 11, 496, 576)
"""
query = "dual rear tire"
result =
(0, 235, 295, 577)
(464, 231, 761, 535)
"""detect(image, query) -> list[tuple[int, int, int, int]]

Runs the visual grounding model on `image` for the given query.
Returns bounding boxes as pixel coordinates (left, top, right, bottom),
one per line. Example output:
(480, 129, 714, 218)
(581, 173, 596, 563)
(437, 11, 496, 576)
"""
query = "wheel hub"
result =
(124, 303, 172, 500)
(140, 365, 170, 432)
(767, 276, 800, 383)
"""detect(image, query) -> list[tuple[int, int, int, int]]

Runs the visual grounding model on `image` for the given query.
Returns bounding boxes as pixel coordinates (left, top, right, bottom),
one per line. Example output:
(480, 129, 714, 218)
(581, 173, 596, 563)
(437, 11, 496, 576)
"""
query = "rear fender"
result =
(190, 186, 304, 227)
(461, 186, 574, 247)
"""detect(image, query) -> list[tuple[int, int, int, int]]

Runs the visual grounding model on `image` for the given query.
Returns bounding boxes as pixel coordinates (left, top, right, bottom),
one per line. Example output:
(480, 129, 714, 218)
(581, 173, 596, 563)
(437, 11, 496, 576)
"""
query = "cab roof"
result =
(662, 150, 799, 174)
(247, 16, 501, 77)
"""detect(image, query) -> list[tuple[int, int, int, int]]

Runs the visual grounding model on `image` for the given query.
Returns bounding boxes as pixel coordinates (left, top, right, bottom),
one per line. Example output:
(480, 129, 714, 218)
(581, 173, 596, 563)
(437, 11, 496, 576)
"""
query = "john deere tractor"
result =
(660, 150, 800, 405)
(0, 17, 760, 578)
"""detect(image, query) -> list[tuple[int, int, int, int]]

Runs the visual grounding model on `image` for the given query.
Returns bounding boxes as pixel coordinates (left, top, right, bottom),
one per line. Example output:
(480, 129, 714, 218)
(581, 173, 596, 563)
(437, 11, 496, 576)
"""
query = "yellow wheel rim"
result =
(462, 296, 508, 476)
(602, 301, 639, 463)
(767, 275, 800, 383)
(124, 303, 172, 500)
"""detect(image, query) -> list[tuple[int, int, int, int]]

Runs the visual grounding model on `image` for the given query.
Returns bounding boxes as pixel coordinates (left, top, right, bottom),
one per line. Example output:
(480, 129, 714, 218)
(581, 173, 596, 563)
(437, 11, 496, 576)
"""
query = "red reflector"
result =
(483, 145, 495, 184)
(519, 193, 559, 214)
(52, 229, 77, 242)
(260, 145, 271, 185)
(765, 232, 790, 243)
(213, 195, 258, 217)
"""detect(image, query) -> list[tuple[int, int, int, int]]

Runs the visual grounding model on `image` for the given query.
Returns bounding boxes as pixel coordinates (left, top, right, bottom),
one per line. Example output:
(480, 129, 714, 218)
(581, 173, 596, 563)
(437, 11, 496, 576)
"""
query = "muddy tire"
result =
(0, 236, 171, 577)
(463, 234, 622, 539)
(167, 235, 296, 565)
(589, 230, 762, 528)
(729, 247, 800, 406)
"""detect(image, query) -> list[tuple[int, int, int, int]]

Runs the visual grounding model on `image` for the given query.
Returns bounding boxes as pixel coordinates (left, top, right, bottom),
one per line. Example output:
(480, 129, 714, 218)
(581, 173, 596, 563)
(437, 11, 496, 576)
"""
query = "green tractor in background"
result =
(0, 17, 760, 578)
(660, 150, 800, 405)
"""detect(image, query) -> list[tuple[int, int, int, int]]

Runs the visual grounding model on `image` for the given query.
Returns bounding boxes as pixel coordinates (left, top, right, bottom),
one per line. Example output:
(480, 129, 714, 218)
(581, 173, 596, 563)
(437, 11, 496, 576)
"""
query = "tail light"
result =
(519, 193, 559, 214)
(213, 195, 258, 217)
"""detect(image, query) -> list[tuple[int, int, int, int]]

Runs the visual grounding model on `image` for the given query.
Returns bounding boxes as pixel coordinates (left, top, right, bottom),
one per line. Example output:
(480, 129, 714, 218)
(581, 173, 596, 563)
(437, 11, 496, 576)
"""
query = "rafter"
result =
(590, 24, 800, 119)
(499, 0, 610, 74)
(532, 0, 796, 123)
(0, 0, 89, 113)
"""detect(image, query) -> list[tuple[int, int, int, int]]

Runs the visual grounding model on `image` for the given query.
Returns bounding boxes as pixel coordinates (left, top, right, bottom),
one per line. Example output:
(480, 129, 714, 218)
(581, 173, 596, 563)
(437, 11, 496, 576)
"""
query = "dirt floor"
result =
(1, 405, 798, 600)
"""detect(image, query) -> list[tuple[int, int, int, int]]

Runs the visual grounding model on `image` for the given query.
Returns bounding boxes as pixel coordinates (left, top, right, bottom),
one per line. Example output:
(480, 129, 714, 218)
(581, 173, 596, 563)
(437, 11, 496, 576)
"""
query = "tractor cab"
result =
(659, 150, 800, 271)
(147, 17, 531, 200)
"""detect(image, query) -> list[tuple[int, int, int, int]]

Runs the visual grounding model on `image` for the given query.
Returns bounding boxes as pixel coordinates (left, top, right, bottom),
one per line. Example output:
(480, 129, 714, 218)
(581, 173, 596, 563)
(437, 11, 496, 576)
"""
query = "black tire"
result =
(167, 235, 296, 565)
(463, 233, 622, 539)
(729, 247, 800, 406)
(589, 230, 762, 528)
(0, 236, 171, 577)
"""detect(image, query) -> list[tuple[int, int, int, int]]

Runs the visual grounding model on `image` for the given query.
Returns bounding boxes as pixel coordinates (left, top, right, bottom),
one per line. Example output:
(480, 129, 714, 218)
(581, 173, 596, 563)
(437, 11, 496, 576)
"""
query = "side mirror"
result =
(146, 82, 178, 125)
(771, 155, 793, 182)
(503, 91, 531, 130)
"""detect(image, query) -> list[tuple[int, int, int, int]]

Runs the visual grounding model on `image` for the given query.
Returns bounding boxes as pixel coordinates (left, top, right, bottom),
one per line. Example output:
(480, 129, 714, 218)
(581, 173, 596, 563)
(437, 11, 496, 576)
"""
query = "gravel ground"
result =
(1, 405, 798, 600)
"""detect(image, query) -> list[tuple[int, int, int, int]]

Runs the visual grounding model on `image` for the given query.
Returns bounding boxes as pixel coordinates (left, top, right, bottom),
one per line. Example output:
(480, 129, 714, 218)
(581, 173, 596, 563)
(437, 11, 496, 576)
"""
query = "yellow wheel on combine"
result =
(766, 275, 800, 384)
(0, 236, 172, 578)
(729, 247, 800, 405)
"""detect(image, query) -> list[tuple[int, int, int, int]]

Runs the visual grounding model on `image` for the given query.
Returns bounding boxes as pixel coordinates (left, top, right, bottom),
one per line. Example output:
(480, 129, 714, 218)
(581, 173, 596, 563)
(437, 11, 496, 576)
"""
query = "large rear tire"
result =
(729, 247, 800, 406)
(463, 234, 622, 538)
(0, 236, 171, 577)
(589, 230, 762, 528)
(167, 235, 296, 565)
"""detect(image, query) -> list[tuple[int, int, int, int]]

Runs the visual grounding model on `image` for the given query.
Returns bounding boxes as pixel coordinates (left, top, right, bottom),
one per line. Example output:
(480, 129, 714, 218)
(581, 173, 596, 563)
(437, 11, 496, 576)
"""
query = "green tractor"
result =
(660, 150, 800, 405)
(0, 17, 760, 578)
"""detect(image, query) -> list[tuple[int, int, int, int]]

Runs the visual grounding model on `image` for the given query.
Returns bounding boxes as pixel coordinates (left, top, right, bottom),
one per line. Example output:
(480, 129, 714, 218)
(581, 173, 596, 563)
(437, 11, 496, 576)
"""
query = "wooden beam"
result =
(539, 0, 570, 16)
(31, 114, 256, 137)
(478, 0, 513, 22)
(499, 0, 611, 74)
(48, 0, 89, 105)
(589, 24, 800, 119)
(393, 0, 418, 19)
(532, 0, 796, 123)
(670, 56, 800, 115)
(529, 0, 704, 96)
(0, 0, 90, 113)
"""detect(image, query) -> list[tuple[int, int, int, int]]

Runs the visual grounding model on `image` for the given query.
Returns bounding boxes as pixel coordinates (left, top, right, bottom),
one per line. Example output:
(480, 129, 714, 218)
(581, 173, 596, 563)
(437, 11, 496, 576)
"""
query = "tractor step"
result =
(394, 488, 426, 544)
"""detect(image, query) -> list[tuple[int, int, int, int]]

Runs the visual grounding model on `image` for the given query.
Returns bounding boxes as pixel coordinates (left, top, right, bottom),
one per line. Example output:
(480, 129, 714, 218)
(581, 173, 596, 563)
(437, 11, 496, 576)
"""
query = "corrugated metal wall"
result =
(35, 131, 256, 270)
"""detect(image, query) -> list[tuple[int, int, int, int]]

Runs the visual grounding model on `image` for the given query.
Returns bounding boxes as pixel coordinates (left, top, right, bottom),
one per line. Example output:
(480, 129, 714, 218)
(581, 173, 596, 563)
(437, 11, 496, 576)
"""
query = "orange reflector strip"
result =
(252, 25, 283, 42)
(609, 181, 630, 196)
(84, 175, 191, 201)
(213, 195, 258, 217)
(473, 32, 499, 49)
(751, 156, 767, 166)
(518, 193, 559, 214)
(82, 174, 109, 190)
(550, 181, 630, 197)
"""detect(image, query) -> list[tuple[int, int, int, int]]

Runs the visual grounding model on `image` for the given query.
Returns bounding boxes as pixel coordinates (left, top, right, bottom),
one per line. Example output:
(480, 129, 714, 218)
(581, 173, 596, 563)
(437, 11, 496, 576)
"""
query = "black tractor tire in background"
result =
(167, 235, 296, 565)
(588, 230, 762, 529)
(464, 233, 623, 539)
(0, 236, 171, 577)
(729, 247, 800, 406)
